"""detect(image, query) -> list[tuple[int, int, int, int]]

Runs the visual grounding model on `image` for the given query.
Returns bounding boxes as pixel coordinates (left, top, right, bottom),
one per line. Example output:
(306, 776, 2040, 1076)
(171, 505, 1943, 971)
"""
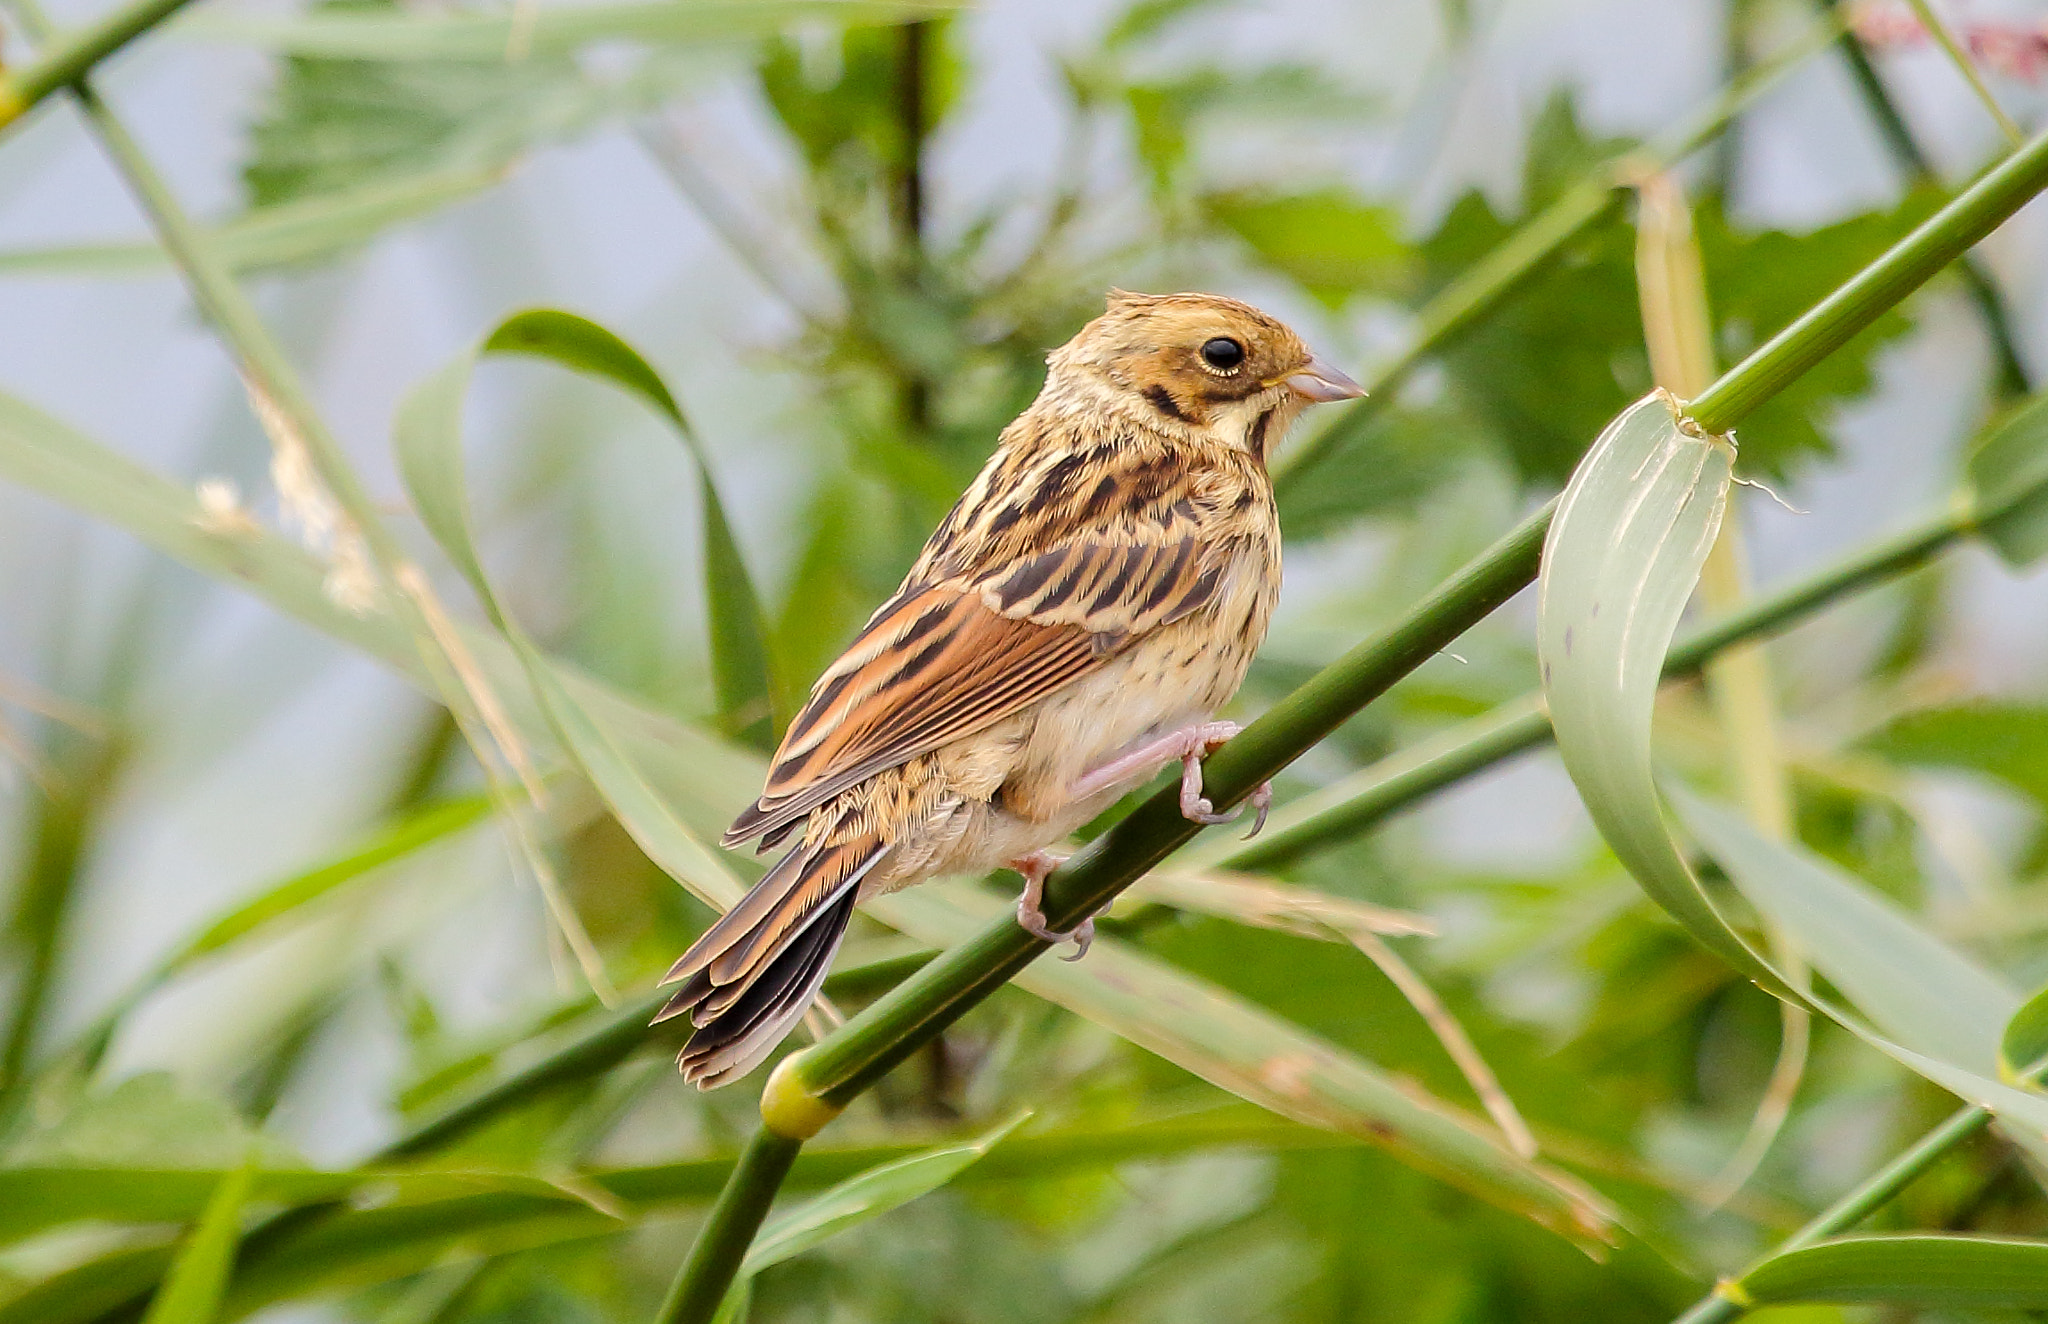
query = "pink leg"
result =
(1012, 849, 1098, 960)
(1073, 721, 1274, 839)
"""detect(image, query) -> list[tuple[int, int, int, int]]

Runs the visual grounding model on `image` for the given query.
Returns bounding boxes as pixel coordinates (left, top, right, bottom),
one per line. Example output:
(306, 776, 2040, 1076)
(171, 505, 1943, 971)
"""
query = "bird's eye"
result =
(1200, 337, 1245, 371)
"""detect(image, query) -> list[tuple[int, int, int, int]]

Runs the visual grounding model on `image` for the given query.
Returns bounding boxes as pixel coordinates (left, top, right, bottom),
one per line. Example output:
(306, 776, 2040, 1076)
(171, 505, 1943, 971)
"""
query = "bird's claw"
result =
(1176, 726, 1272, 838)
(1012, 850, 1096, 960)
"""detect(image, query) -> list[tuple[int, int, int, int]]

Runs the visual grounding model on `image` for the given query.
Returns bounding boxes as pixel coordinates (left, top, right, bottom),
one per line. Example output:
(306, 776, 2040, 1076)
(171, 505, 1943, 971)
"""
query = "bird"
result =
(655, 290, 1364, 1087)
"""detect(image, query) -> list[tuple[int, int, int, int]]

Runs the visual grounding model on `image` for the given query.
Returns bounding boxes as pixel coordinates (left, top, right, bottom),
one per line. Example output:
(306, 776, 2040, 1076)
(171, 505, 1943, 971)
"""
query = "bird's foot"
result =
(1013, 849, 1101, 960)
(1172, 722, 1272, 836)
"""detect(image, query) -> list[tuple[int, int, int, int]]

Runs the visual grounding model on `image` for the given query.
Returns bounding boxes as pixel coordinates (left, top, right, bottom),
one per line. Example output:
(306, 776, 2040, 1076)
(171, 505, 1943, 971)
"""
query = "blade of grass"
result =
(138, 1162, 254, 1324)
(1737, 1234, 2048, 1309)
(394, 310, 757, 907)
(1900, 0, 2024, 147)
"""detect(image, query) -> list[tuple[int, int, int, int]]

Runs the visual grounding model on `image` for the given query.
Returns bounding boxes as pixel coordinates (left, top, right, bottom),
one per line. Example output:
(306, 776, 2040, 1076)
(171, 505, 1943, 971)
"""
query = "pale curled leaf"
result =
(1537, 390, 1773, 989)
(1539, 393, 2048, 1144)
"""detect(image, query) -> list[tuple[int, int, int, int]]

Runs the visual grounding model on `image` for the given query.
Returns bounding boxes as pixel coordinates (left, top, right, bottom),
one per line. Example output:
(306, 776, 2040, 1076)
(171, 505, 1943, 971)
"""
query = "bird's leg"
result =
(1072, 720, 1273, 838)
(1012, 849, 1102, 960)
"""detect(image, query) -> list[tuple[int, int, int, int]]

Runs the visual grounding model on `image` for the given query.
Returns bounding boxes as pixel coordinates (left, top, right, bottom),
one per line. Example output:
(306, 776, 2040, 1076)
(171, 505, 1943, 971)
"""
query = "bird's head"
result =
(1046, 290, 1365, 457)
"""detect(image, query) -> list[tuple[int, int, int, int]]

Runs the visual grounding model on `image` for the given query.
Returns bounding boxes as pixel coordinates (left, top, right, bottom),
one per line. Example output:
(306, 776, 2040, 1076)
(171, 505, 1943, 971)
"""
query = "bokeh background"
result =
(5, 0, 2048, 1319)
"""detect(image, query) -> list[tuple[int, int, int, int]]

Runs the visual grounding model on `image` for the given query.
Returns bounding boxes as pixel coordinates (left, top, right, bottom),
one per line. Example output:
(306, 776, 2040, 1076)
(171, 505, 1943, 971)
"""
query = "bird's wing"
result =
(723, 456, 1231, 848)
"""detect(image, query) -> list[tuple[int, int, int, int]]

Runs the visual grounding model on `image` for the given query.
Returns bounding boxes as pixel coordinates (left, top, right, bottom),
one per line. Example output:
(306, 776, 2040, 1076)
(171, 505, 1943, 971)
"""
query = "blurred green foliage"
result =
(3, 0, 2048, 1321)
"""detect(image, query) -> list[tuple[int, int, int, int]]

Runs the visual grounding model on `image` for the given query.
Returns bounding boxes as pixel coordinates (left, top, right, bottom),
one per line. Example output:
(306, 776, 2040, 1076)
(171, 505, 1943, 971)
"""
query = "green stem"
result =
(0, 0, 203, 127)
(1817, 0, 2032, 396)
(657, 1129, 802, 1324)
(1671, 1105, 1992, 1323)
(1272, 15, 1837, 487)
(1688, 125, 2048, 433)
(1223, 507, 1967, 871)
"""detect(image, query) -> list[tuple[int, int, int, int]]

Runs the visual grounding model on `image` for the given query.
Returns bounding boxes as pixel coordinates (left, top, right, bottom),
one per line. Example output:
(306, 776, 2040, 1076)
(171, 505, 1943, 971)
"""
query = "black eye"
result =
(1200, 337, 1244, 371)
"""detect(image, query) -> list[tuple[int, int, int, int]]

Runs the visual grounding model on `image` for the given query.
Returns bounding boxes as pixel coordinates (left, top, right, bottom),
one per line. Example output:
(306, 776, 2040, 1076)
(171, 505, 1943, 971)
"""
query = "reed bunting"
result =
(658, 290, 1363, 1086)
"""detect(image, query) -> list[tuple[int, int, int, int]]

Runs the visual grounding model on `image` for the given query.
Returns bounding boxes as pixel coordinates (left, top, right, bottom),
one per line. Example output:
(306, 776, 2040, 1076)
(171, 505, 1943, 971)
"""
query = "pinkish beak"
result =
(1284, 354, 1367, 402)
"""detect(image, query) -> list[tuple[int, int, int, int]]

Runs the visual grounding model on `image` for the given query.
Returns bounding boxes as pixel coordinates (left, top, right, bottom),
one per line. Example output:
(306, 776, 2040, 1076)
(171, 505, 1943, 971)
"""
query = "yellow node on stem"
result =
(759, 1051, 843, 1140)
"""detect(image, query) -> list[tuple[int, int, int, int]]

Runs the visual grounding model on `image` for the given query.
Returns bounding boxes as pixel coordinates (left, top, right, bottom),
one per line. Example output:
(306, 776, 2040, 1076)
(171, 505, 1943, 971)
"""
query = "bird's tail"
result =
(655, 826, 886, 1088)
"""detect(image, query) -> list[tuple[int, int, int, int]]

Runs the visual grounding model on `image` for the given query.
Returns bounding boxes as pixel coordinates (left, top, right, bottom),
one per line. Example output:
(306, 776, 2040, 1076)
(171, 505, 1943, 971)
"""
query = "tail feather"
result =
(675, 886, 858, 1088)
(655, 829, 885, 1089)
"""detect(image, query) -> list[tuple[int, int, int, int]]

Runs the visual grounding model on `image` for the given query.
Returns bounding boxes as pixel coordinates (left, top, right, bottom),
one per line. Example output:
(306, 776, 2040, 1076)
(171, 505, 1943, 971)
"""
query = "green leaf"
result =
(1968, 393, 2048, 567)
(414, 307, 779, 748)
(393, 311, 758, 907)
(1536, 392, 1768, 984)
(190, 0, 949, 62)
(1675, 791, 2020, 1074)
(1204, 188, 1415, 307)
(741, 1111, 1028, 1276)
(1860, 702, 2048, 811)
(139, 1163, 255, 1324)
(2003, 984, 2048, 1081)
(1740, 1235, 2048, 1308)
(170, 794, 493, 973)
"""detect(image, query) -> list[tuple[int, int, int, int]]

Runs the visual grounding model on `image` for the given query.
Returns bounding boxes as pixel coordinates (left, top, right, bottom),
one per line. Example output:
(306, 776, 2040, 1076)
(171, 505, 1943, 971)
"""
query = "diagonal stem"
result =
(0, 0, 205, 128)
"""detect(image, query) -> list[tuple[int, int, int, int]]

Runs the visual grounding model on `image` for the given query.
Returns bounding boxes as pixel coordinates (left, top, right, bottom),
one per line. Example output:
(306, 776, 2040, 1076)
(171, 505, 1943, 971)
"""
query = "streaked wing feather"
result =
(724, 451, 1229, 850)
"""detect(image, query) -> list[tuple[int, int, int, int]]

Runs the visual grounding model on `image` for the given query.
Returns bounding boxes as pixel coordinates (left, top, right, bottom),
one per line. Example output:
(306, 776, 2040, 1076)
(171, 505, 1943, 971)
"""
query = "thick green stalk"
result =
(0, 0, 204, 128)
(1671, 1105, 1994, 1323)
(657, 1130, 802, 1324)
(1272, 16, 1836, 487)
(1222, 507, 1966, 871)
(1689, 125, 2048, 433)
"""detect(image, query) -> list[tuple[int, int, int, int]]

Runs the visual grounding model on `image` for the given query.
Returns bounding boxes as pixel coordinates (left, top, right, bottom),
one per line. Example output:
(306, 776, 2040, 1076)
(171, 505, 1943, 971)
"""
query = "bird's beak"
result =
(1283, 355, 1367, 402)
